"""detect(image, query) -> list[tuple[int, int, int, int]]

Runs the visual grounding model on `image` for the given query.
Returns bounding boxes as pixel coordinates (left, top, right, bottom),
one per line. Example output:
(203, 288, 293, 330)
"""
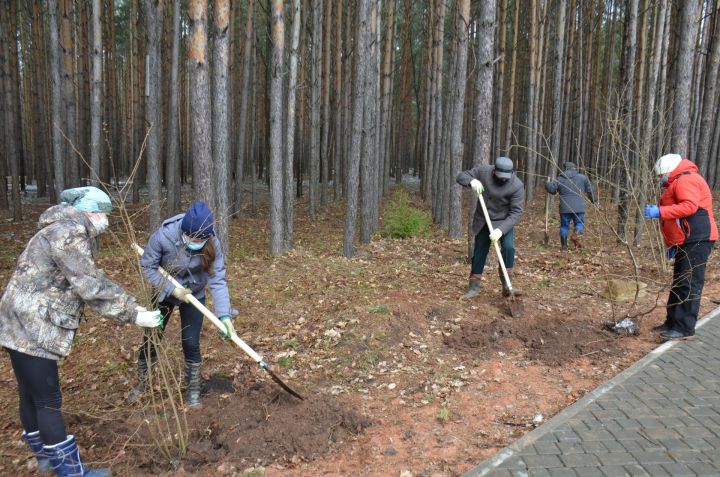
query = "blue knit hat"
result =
(59, 186, 113, 213)
(181, 201, 214, 238)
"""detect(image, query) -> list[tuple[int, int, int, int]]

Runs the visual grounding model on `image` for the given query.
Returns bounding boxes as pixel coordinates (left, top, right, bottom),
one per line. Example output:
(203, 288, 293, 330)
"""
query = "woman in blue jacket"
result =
(128, 201, 235, 406)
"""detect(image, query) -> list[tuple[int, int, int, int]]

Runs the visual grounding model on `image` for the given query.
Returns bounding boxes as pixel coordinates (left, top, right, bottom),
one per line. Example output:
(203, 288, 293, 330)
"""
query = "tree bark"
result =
(671, 0, 700, 157)
(448, 0, 470, 238)
(48, 0, 65, 195)
(146, 0, 165, 231)
(188, 0, 214, 208)
(320, 0, 332, 205)
(213, 0, 231, 252)
(59, 0, 78, 186)
(269, 0, 285, 256)
(166, 0, 181, 214)
(90, 0, 102, 185)
(285, 0, 301, 251)
(343, 0, 370, 258)
(234, 0, 254, 215)
(309, 0, 323, 217)
(696, 1, 720, 173)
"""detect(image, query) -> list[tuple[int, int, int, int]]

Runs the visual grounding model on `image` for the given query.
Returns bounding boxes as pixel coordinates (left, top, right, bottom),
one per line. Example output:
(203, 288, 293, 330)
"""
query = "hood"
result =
(561, 169, 578, 179)
(160, 214, 186, 245)
(665, 159, 698, 187)
(39, 204, 95, 235)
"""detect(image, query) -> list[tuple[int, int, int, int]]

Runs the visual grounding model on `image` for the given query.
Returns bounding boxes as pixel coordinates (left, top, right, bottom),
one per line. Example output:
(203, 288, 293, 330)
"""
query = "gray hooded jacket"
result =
(0, 205, 138, 360)
(456, 164, 525, 236)
(140, 214, 231, 317)
(545, 168, 596, 214)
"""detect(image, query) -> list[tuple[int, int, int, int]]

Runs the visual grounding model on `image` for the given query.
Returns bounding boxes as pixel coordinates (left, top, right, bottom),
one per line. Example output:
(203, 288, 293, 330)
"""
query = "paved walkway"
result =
(464, 306, 720, 477)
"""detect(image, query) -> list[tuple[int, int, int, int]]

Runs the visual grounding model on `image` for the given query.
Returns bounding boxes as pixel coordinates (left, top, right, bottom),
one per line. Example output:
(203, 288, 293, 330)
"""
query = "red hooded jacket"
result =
(658, 159, 718, 246)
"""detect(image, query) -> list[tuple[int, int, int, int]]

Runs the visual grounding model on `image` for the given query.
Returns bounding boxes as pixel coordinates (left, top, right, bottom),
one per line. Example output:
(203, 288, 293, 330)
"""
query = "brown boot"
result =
(461, 274, 483, 299)
(570, 231, 583, 249)
(500, 267, 522, 297)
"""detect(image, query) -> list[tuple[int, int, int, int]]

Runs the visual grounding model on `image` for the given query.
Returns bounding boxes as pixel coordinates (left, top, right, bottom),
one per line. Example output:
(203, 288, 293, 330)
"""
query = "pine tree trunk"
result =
(671, 0, 700, 157)
(145, 0, 164, 230)
(333, 0, 343, 199)
(1, 1, 21, 219)
(269, 0, 285, 256)
(320, 0, 332, 205)
(309, 0, 323, 217)
(59, 0, 78, 186)
(90, 0, 103, 185)
(31, 0, 52, 198)
(503, 0, 520, 152)
(494, 0, 507, 158)
(379, 0, 396, 195)
(48, 0, 65, 195)
(234, 0, 254, 215)
(343, 0, 370, 258)
(696, 2, 720, 174)
(284, 0, 301, 251)
(166, 0, 181, 215)
(188, 0, 214, 208)
(448, 0, 470, 238)
(524, 0, 538, 202)
(213, 0, 231, 252)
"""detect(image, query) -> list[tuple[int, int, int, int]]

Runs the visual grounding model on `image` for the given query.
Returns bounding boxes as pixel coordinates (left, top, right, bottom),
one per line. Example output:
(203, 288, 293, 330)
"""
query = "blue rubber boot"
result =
(43, 435, 111, 477)
(22, 430, 53, 473)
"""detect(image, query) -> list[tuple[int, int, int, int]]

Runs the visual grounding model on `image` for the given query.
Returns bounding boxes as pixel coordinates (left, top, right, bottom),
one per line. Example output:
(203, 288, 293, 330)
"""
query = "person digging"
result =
(456, 157, 525, 299)
(544, 161, 596, 250)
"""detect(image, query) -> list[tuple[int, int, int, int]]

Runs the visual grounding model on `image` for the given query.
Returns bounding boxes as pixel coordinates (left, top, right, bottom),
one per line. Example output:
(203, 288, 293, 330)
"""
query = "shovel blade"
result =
(260, 363, 305, 400)
(506, 295, 524, 319)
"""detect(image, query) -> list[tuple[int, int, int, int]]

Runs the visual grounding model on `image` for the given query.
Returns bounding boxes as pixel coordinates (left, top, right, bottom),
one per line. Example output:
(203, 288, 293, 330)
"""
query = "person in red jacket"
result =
(644, 153, 718, 339)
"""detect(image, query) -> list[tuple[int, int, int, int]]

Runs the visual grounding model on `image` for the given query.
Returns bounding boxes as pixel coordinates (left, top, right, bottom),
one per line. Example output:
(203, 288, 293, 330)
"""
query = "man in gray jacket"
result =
(545, 162, 596, 249)
(456, 157, 525, 299)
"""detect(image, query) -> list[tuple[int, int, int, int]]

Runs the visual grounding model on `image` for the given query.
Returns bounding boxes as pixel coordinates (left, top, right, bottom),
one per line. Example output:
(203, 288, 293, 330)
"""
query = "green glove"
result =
(217, 315, 235, 340)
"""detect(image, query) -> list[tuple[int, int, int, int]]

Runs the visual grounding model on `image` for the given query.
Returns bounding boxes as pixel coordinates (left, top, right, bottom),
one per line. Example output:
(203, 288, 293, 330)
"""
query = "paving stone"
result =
(521, 455, 562, 469)
(686, 461, 720, 476)
(595, 452, 638, 466)
(496, 456, 527, 469)
(531, 441, 560, 455)
(629, 451, 674, 464)
(545, 469, 576, 477)
(659, 462, 695, 476)
(559, 453, 600, 468)
(565, 468, 604, 477)
(598, 465, 630, 477)
(621, 464, 652, 477)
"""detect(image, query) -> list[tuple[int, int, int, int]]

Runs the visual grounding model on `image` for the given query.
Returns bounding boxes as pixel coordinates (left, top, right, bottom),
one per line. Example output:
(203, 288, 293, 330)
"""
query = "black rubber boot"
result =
(22, 431, 53, 473)
(560, 236, 568, 250)
(126, 360, 149, 404)
(44, 435, 110, 477)
(184, 361, 202, 407)
(461, 279, 481, 299)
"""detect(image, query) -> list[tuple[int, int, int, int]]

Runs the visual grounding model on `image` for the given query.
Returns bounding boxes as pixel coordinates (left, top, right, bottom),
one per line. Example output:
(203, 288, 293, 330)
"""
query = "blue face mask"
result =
(183, 234, 207, 251)
(658, 174, 669, 187)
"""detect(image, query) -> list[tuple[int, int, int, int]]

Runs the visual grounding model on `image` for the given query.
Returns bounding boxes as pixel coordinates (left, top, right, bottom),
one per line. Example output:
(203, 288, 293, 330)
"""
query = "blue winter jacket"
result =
(140, 214, 231, 317)
(545, 168, 596, 214)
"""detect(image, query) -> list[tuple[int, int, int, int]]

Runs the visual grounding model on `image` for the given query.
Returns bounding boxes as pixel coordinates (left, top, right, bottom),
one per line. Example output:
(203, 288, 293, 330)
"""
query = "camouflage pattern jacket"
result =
(0, 205, 138, 360)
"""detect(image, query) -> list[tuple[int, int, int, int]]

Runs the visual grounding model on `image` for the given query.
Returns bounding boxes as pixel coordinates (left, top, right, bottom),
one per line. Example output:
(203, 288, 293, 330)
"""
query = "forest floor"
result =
(1, 182, 720, 477)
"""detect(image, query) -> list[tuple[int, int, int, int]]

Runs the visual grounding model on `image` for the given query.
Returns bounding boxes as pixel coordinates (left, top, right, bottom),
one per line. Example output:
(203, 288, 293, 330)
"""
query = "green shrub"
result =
(381, 190, 432, 239)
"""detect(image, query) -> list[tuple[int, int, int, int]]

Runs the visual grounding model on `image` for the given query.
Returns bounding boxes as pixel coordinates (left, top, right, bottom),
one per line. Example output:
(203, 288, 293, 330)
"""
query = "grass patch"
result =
(367, 305, 390, 314)
(437, 406, 450, 424)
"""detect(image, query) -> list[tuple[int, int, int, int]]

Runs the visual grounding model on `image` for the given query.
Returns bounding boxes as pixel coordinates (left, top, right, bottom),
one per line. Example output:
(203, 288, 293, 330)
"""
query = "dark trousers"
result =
(6, 348, 66, 445)
(138, 297, 205, 365)
(666, 241, 714, 334)
(471, 225, 515, 275)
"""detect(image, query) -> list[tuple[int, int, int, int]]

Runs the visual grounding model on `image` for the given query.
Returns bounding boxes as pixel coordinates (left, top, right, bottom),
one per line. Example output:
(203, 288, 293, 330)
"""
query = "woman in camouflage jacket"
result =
(0, 187, 161, 477)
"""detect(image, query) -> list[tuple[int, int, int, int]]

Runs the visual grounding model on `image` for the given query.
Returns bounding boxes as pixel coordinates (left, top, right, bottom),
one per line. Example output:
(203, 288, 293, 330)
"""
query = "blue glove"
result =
(666, 246, 677, 260)
(644, 204, 660, 219)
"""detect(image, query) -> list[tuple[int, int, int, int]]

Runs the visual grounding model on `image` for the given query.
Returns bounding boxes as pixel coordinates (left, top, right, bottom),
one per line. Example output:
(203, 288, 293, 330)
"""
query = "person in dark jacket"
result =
(0, 187, 162, 477)
(544, 162, 596, 249)
(128, 201, 236, 406)
(644, 154, 718, 340)
(456, 157, 525, 299)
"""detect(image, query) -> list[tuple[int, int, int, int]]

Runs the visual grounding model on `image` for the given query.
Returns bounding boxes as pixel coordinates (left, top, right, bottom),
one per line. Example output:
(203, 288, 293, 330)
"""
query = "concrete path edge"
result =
(462, 304, 720, 477)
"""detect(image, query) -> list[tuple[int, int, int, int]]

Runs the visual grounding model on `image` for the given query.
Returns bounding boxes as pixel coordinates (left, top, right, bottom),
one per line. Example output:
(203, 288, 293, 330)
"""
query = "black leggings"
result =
(6, 348, 66, 445)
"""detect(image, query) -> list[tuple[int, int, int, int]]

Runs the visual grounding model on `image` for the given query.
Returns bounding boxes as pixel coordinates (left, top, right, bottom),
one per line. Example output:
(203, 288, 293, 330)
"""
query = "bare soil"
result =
(1, 186, 719, 477)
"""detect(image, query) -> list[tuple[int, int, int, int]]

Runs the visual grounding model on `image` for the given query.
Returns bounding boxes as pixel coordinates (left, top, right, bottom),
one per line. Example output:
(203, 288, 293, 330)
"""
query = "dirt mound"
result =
(444, 316, 622, 366)
(98, 377, 370, 474)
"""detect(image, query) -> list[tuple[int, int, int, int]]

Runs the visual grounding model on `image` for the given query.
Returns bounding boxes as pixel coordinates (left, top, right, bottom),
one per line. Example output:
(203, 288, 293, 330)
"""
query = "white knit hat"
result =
(654, 154, 682, 175)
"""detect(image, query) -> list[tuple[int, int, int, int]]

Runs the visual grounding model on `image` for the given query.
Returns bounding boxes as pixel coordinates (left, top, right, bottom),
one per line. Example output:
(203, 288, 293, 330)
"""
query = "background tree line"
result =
(0, 0, 719, 255)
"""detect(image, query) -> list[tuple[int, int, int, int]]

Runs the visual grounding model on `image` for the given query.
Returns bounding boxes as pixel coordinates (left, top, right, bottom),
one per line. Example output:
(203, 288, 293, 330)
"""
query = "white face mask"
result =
(87, 213, 109, 234)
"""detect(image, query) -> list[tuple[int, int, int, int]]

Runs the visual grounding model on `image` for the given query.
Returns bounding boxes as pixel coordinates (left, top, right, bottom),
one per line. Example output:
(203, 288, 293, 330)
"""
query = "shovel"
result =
(475, 191, 524, 318)
(133, 243, 304, 400)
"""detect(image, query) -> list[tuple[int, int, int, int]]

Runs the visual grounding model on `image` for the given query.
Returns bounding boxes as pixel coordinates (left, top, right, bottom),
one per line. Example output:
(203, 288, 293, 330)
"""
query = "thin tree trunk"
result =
(269, 0, 285, 256)
(213, 0, 231, 252)
(379, 0, 396, 195)
(48, 0, 65, 195)
(234, 0, 254, 215)
(284, 0, 301, 251)
(343, 0, 370, 258)
(90, 0, 102, 185)
(524, 0, 538, 202)
(145, 0, 164, 230)
(320, 0, 332, 205)
(166, 0, 181, 214)
(309, 0, 323, 217)
(448, 0, 470, 238)
(494, 0, 507, 158)
(503, 0, 520, 152)
(1, 2, 21, 219)
(333, 0, 343, 199)
(31, 0, 52, 199)
(697, 1, 720, 174)
(59, 0, 78, 186)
